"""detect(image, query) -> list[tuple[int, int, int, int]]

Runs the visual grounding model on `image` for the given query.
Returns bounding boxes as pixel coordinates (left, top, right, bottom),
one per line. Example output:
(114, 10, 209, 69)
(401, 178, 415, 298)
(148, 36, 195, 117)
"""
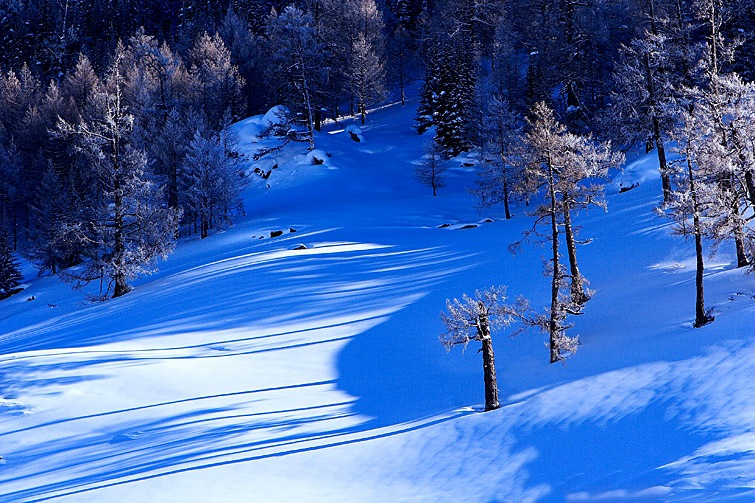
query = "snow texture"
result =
(1, 101, 754, 502)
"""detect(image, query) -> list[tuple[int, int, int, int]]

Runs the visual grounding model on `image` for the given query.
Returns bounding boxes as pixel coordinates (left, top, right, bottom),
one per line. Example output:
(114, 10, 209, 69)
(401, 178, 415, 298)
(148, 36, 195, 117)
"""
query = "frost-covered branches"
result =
(415, 139, 447, 196)
(440, 285, 513, 411)
(440, 285, 512, 351)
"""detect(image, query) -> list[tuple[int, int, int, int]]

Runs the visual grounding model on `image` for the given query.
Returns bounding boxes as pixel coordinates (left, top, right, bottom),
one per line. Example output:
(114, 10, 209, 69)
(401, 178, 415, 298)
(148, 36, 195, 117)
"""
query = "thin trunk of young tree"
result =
(503, 175, 511, 219)
(562, 196, 588, 305)
(686, 156, 712, 327)
(653, 117, 672, 201)
(112, 137, 129, 298)
(547, 155, 561, 364)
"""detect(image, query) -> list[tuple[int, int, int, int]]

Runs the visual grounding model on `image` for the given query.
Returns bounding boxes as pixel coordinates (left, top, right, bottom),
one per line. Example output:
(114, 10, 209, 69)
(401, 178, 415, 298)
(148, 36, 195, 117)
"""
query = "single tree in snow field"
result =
(473, 96, 522, 220)
(0, 224, 22, 299)
(440, 286, 513, 412)
(415, 139, 446, 196)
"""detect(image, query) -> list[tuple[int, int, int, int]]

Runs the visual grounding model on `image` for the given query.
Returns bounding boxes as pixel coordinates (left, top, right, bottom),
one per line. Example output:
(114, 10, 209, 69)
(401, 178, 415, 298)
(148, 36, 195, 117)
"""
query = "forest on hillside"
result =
(1, 0, 754, 301)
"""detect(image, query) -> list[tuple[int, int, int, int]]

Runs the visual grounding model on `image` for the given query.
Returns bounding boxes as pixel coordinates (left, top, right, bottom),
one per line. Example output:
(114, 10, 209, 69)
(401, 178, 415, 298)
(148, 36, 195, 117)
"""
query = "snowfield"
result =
(1, 102, 754, 502)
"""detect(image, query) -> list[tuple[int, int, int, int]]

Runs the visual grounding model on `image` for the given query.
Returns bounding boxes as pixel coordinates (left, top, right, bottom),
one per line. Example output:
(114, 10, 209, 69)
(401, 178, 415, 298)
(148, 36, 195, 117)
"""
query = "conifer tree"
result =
(0, 224, 22, 299)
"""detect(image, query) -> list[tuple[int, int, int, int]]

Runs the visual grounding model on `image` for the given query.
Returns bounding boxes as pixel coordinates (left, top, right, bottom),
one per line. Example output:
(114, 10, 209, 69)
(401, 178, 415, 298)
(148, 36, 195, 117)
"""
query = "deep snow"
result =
(1, 102, 754, 502)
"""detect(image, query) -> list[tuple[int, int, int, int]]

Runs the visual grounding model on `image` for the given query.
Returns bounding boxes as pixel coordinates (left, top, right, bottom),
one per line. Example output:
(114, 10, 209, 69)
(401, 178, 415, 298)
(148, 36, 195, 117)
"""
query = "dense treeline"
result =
(1, 0, 755, 305)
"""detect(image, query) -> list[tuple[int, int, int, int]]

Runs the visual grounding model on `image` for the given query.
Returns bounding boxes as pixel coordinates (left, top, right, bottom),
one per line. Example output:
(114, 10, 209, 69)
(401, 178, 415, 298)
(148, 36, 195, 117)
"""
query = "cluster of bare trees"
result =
(441, 0, 755, 410)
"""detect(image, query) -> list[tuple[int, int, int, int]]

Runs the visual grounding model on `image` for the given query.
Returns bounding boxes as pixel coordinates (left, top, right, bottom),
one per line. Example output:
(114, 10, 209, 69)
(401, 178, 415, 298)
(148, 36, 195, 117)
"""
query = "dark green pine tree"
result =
(0, 224, 23, 298)
(416, 0, 477, 157)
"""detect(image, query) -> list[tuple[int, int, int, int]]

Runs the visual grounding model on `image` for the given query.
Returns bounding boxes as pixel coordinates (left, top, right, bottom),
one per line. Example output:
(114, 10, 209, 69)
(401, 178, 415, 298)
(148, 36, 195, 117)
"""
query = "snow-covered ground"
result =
(1, 102, 754, 502)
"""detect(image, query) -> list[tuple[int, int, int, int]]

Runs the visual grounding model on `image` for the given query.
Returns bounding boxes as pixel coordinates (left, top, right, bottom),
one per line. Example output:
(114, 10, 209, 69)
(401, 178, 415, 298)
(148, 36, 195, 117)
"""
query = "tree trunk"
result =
(562, 196, 588, 305)
(653, 118, 672, 202)
(503, 176, 511, 220)
(548, 157, 561, 364)
(112, 116, 129, 299)
(478, 304, 500, 411)
(687, 157, 712, 327)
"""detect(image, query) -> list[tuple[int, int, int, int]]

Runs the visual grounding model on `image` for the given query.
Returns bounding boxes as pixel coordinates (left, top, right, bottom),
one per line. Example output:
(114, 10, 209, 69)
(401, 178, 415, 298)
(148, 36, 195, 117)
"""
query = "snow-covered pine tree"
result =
(416, 0, 477, 157)
(0, 224, 22, 299)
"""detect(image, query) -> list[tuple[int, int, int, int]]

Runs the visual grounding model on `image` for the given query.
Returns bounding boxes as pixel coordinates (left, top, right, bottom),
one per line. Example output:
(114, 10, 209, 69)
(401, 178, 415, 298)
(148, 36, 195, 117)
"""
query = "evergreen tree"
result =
(416, 1, 477, 157)
(0, 224, 22, 299)
(26, 165, 74, 275)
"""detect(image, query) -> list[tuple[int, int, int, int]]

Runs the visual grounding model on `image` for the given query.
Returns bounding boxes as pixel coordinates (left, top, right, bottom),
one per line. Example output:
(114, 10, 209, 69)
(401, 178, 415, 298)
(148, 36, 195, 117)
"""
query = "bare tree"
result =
(416, 139, 447, 196)
(440, 286, 513, 412)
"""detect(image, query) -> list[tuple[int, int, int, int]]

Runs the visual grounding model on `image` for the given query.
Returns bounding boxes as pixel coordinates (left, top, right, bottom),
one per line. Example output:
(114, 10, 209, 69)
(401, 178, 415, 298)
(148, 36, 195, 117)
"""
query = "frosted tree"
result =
(190, 32, 246, 129)
(518, 103, 622, 309)
(178, 124, 246, 239)
(472, 96, 521, 219)
(513, 103, 623, 362)
(63, 53, 101, 112)
(415, 139, 446, 196)
(692, 0, 751, 268)
(440, 286, 514, 412)
(57, 52, 180, 298)
(265, 6, 322, 150)
(346, 32, 387, 124)
(324, 0, 386, 118)
(661, 103, 717, 327)
(612, 27, 677, 201)
(0, 224, 22, 299)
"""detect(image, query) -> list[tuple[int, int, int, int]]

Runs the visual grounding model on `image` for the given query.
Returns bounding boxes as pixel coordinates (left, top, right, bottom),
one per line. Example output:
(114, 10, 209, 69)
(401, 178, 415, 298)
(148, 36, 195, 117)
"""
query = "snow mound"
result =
(345, 124, 364, 142)
(261, 105, 291, 129)
(302, 149, 330, 166)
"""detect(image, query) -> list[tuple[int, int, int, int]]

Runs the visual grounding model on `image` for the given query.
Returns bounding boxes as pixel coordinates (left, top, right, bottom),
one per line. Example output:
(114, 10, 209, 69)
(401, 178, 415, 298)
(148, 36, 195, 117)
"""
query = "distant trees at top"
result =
(3, 0, 755, 302)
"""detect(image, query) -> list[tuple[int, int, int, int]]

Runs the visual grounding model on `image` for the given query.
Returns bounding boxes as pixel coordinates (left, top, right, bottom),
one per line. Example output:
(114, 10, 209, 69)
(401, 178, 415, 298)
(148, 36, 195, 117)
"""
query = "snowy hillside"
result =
(1, 102, 754, 502)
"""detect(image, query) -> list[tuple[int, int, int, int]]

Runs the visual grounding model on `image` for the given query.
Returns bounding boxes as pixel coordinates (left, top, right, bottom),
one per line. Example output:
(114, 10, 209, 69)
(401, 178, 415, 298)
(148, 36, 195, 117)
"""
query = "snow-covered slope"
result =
(1, 103, 754, 502)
